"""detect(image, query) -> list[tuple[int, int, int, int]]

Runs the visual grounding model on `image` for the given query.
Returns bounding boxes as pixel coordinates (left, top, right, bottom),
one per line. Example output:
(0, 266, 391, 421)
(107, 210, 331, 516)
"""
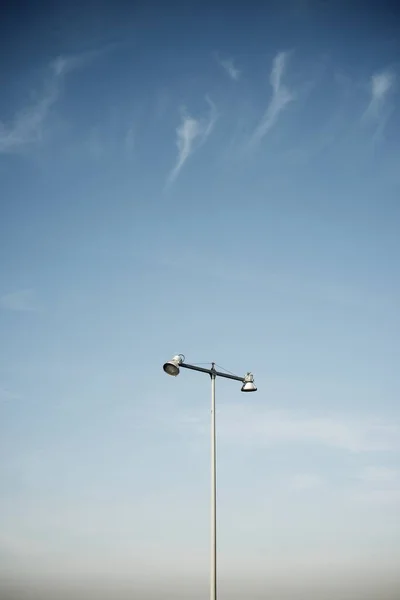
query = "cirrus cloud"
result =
(362, 67, 396, 135)
(215, 53, 241, 81)
(166, 96, 217, 185)
(250, 50, 294, 144)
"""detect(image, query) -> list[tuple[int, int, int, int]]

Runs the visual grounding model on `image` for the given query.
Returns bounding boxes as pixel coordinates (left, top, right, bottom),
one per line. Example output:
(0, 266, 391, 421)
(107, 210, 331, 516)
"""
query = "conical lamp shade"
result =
(241, 381, 257, 392)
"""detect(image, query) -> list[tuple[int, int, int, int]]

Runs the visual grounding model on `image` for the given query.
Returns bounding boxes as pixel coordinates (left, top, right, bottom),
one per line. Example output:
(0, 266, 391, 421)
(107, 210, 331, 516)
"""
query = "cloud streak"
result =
(51, 49, 100, 77)
(167, 96, 217, 184)
(362, 68, 395, 136)
(171, 406, 400, 453)
(221, 408, 400, 452)
(0, 82, 58, 154)
(0, 387, 20, 402)
(365, 70, 395, 116)
(0, 51, 97, 155)
(251, 51, 294, 143)
(355, 466, 400, 505)
(0, 289, 38, 312)
(216, 54, 241, 81)
(359, 466, 399, 484)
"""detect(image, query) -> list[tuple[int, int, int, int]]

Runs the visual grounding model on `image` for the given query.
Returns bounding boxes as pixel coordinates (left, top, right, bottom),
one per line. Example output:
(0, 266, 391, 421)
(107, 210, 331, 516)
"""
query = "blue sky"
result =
(1, 1, 400, 598)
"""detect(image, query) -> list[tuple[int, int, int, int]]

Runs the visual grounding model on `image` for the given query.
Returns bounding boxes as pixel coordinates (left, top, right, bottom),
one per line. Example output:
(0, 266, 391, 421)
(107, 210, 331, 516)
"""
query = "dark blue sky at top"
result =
(1, 1, 400, 74)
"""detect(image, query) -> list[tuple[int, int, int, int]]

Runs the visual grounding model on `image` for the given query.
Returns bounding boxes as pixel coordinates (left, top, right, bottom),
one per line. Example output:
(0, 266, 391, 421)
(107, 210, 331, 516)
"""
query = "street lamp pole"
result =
(210, 365, 217, 600)
(162, 355, 257, 600)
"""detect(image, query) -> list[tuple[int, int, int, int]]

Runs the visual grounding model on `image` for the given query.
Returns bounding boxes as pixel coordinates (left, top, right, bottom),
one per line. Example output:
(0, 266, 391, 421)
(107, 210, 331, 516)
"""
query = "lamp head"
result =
(163, 354, 185, 377)
(241, 372, 257, 392)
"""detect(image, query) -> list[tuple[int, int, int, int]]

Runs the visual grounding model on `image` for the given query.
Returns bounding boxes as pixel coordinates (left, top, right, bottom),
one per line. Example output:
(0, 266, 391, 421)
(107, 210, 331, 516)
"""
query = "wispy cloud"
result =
(250, 51, 294, 144)
(0, 289, 38, 312)
(354, 466, 400, 505)
(358, 466, 399, 484)
(362, 68, 395, 137)
(167, 96, 217, 184)
(364, 70, 395, 117)
(158, 251, 393, 311)
(52, 55, 80, 77)
(223, 408, 399, 452)
(0, 82, 59, 154)
(215, 54, 241, 81)
(51, 49, 99, 77)
(355, 489, 400, 505)
(170, 406, 400, 453)
(0, 387, 20, 403)
(0, 51, 97, 155)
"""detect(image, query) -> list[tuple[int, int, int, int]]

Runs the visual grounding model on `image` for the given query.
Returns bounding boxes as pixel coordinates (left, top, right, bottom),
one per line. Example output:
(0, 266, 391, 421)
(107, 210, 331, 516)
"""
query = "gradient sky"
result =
(1, 1, 400, 598)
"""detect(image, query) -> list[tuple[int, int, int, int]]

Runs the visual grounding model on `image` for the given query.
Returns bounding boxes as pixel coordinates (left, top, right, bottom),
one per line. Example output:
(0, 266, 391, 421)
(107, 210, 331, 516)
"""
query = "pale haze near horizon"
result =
(1, 1, 400, 598)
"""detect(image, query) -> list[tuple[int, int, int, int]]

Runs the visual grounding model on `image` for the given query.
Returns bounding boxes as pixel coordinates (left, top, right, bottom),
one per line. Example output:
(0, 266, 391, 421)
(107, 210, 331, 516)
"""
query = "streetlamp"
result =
(162, 354, 257, 600)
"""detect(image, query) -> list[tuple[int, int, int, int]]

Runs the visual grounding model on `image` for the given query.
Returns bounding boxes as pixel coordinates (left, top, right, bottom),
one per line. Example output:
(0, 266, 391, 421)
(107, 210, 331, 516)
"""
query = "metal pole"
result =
(210, 365, 217, 600)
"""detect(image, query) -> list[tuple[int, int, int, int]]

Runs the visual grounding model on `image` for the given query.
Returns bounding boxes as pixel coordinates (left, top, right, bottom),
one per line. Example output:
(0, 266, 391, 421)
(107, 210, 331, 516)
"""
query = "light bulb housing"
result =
(163, 354, 185, 377)
(241, 372, 257, 392)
